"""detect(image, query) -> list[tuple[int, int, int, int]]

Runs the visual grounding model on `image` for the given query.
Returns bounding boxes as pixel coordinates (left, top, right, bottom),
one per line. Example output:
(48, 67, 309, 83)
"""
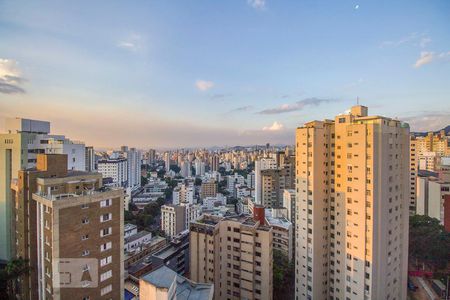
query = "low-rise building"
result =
(151, 230, 190, 275)
(125, 230, 153, 252)
(265, 208, 293, 262)
(139, 266, 213, 300)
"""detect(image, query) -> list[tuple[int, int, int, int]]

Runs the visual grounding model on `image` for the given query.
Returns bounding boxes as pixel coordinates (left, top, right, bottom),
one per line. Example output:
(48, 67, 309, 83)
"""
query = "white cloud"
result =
(262, 121, 284, 131)
(248, 0, 266, 10)
(0, 58, 26, 94)
(117, 33, 142, 51)
(259, 98, 336, 114)
(118, 42, 137, 50)
(380, 32, 431, 49)
(414, 51, 450, 68)
(195, 80, 214, 91)
(419, 37, 431, 48)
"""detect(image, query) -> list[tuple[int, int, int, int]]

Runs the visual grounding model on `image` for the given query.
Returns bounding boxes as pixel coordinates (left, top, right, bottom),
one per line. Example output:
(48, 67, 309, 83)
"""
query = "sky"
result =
(0, 0, 449, 148)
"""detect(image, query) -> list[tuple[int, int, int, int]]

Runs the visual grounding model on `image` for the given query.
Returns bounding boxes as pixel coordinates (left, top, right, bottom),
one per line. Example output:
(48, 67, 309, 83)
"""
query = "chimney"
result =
(253, 204, 265, 225)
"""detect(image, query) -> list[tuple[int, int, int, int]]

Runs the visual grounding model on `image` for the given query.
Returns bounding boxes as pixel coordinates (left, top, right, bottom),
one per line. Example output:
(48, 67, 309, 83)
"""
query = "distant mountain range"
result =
(412, 125, 450, 137)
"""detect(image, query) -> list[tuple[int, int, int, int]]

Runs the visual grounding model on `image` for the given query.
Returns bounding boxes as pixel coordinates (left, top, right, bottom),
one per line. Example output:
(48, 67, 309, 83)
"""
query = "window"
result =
(81, 203, 89, 209)
(82, 250, 90, 256)
(100, 256, 112, 267)
(100, 270, 112, 282)
(100, 227, 112, 237)
(100, 242, 112, 252)
(100, 284, 112, 296)
(100, 213, 112, 222)
(82, 218, 89, 224)
(100, 199, 112, 207)
(81, 234, 89, 241)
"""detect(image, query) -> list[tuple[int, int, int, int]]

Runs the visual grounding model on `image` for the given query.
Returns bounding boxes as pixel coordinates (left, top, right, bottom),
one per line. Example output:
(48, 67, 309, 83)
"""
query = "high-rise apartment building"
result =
(210, 154, 220, 172)
(415, 131, 450, 156)
(190, 214, 273, 300)
(147, 149, 156, 164)
(200, 179, 218, 200)
(161, 204, 186, 237)
(255, 158, 277, 205)
(126, 147, 142, 190)
(98, 157, 128, 187)
(295, 106, 409, 300)
(195, 158, 206, 176)
(165, 152, 171, 172)
(0, 118, 84, 261)
(181, 160, 192, 178)
(11, 154, 124, 300)
(261, 169, 281, 208)
(172, 182, 195, 205)
(409, 137, 418, 214)
(283, 189, 296, 224)
(85, 146, 96, 172)
(161, 203, 201, 238)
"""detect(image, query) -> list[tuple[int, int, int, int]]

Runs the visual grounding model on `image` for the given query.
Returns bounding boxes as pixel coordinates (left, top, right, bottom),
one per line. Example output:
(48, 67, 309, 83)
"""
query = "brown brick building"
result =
(11, 154, 124, 300)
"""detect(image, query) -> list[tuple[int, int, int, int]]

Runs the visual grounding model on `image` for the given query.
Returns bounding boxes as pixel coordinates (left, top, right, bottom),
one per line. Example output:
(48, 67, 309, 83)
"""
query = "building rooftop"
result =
(33, 186, 121, 201)
(124, 223, 137, 232)
(141, 266, 213, 300)
(125, 230, 152, 244)
(265, 215, 292, 230)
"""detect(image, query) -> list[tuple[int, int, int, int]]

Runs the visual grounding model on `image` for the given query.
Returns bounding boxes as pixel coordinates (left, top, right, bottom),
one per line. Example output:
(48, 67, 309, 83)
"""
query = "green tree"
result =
(170, 165, 181, 173)
(273, 250, 295, 299)
(157, 169, 165, 178)
(0, 258, 30, 299)
(409, 215, 450, 271)
(141, 176, 148, 187)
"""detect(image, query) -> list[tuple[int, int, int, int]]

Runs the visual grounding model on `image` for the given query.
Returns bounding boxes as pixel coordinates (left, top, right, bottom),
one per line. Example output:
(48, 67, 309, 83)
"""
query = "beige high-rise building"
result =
(295, 105, 409, 300)
(409, 137, 418, 214)
(415, 131, 450, 156)
(200, 180, 218, 200)
(261, 169, 281, 208)
(190, 214, 273, 300)
(11, 154, 124, 300)
(161, 204, 186, 237)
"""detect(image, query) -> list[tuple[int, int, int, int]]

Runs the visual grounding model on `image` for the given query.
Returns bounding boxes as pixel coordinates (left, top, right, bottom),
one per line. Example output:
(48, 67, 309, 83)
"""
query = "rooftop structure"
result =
(139, 266, 213, 300)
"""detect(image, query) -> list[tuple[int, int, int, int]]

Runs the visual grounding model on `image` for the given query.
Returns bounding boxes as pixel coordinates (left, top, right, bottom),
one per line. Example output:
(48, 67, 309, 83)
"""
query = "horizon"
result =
(1, 0, 449, 148)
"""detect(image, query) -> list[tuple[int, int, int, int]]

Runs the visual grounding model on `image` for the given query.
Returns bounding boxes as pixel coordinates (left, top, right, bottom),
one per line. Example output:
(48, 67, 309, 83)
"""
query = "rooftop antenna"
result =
(356, 96, 360, 105)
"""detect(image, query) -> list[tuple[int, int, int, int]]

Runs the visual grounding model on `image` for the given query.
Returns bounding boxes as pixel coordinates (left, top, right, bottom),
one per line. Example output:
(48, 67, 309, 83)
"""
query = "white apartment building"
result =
(295, 106, 409, 300)
(126, 147, 142, 190)
(416, 172, 450, 224)
(283, 189, 296, 224)
(161, 205, 186, 237)
(161, 203, 202, 237)
(98, 158, 128, 187)
(418, 151, 438, 172)
(255, 158, 277, 204)
(195, 159, 206, 176)
(173, 182, 195, 205)
(165, 152, 171, 172)
(85, 146, 96, 172)
(184, 203, 202, 231)
(181, 160, 192, 178)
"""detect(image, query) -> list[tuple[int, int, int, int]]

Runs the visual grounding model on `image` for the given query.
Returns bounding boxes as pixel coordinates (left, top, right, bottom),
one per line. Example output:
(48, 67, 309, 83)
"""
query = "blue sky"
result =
(0, 0, 449, 148)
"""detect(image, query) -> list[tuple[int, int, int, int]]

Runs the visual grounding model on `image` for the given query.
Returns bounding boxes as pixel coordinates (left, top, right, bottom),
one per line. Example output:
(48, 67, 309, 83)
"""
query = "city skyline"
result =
(1, 0, 450, 148)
